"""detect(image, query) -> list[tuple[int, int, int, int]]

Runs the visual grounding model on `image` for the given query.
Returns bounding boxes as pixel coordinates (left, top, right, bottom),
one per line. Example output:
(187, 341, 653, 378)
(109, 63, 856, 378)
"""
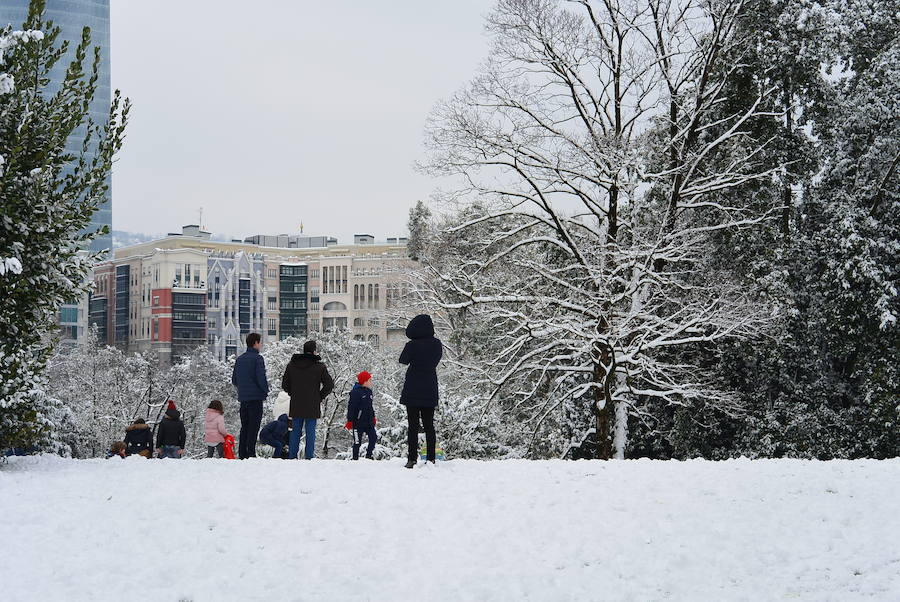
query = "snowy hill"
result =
(1, 457, 897, 601)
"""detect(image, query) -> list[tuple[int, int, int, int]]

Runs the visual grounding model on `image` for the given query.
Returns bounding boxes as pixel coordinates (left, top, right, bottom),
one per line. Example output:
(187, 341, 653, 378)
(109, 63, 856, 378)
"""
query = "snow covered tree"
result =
(659, 0, 899, 460)
(420, 0, 781, 458)
(0, 1, 129, 452)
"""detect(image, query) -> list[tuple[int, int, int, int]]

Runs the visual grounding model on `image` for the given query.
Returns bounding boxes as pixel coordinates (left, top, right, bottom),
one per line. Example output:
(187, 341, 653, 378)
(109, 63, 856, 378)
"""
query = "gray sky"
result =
(110, 0, 490, 243)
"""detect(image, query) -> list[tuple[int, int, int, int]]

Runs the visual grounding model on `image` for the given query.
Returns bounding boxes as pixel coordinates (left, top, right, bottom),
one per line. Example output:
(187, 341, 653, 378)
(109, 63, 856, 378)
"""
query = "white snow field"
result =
(1, 456, 898, 601)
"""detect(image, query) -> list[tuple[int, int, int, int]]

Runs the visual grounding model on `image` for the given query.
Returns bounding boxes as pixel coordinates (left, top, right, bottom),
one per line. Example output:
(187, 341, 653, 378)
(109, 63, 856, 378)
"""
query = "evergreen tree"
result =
(0, 1, 129, 452)
(406, 200, 432, 262)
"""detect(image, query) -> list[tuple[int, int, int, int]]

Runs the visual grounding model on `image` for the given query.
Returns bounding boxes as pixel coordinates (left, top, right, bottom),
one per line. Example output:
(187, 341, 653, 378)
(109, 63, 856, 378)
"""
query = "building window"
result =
(59, 307, 78, 323)
(268, 297, 277, 311)
(368, 334, 380, 348)
(353, 318, 364, 327)
(267, 268, 276, 279)
(323, 301, 347, 311)
(268, 318, 276, 335)
(153, 296, 159, 306)
(374, 284, 379, 307)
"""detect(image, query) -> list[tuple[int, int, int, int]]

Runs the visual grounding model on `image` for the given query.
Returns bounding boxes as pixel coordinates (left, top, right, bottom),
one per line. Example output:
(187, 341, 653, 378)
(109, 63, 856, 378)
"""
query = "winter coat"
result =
(346, 383, 376, 428)
(399, 314, 442, 408)
(156, 409, 186, 449)
(232, 347, 270, 402)
(273, 390, 291, 420)
(281, 353, 335, 419)
(259, 414, 290, 447)
(204, 409, 227, 445)
(123, 422, 153, 455)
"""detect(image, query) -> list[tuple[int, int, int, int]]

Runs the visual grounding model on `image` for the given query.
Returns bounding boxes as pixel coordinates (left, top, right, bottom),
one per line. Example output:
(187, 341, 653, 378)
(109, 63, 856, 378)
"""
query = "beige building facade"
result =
(87, 226, 413, 362)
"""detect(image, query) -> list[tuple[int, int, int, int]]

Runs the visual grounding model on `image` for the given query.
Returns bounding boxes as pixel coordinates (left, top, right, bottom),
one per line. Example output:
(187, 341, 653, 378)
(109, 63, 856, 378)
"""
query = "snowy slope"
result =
(1, 456, 897, 601)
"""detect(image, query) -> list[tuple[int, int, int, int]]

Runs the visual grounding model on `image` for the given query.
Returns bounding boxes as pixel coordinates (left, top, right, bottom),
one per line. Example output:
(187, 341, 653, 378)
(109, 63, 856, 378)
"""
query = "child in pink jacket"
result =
(205, 400, 228, 457)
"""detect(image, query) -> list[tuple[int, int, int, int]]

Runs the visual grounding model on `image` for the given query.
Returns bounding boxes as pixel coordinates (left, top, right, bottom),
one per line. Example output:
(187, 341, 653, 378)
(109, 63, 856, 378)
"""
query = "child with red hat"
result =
(345, 371, 377, 460)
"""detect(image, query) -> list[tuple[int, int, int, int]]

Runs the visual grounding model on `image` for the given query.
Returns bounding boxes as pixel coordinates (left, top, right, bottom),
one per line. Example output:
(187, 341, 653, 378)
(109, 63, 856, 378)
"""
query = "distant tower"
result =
(1, 0, 112, 253)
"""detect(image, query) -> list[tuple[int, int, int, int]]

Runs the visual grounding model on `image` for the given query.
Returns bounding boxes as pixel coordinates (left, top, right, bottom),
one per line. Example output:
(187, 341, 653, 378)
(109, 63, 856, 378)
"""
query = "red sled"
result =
(223, 434, 236, 460)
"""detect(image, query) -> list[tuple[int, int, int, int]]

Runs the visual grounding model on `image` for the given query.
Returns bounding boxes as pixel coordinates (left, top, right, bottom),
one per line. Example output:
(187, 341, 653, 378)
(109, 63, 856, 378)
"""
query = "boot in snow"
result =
(404, 459, 416, 469)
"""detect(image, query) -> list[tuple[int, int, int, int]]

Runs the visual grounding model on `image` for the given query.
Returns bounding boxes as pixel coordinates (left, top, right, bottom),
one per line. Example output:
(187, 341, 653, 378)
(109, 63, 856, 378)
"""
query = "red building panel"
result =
(151, 289, 173, 343)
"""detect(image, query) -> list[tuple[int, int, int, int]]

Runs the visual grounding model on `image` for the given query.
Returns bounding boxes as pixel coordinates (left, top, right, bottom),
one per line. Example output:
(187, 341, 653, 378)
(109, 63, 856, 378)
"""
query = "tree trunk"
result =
(782, 76, 793, 235)
(591, 331, 616, 459)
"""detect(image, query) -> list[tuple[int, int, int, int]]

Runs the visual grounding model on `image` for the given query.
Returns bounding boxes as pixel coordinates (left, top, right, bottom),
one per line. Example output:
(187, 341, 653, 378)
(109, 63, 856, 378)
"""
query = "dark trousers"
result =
(206, 443, 224, 458)
(406, 406, 435, 461)
(352, 425, 378, 460)
(238, 400, 264, 459)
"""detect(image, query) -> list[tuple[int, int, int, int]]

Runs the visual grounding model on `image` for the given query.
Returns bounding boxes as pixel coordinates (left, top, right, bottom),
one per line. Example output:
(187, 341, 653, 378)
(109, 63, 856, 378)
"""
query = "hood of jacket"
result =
(165, 408, 180, 421)
(126, 422, 150, 432)
(276, 413, 289, 424)
(406, 314, 435, 340)
(290, 352, 322, 365)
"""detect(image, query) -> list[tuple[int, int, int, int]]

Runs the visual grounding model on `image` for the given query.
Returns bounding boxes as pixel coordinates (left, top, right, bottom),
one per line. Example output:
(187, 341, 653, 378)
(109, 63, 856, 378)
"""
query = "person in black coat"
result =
(123, 418, 153, 457)
(281, 340, 334, 459)
(155, 408, 186, 459)
(399, 314, 442, 468)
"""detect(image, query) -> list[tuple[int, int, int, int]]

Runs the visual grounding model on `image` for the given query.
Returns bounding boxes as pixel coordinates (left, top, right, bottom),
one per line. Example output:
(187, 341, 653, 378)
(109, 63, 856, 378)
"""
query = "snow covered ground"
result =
(1, 456, 897, 601)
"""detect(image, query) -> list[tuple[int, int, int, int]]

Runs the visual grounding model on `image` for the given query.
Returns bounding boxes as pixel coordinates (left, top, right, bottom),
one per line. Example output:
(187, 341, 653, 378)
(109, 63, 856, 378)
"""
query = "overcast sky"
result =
(110, 1, 490, 243)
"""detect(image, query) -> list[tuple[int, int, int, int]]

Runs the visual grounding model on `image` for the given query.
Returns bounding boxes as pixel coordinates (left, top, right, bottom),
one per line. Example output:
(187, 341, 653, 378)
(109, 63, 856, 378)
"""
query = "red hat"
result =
(357, 371, 372, 385)
(167, 400, 176, 411)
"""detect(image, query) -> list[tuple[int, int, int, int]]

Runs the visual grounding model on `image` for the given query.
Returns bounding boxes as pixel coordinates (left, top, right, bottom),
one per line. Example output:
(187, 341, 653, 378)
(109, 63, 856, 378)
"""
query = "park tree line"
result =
(406, 0, 899, 460)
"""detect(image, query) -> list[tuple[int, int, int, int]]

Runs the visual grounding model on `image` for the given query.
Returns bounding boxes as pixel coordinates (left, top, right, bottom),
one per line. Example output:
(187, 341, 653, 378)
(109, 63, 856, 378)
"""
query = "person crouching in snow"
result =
(156, 404, 186, 459)
(259, 414, 290, 459)
(204, 400, 228, 458)
(124, 418, 153, 457)
(106, 441, 126, 458)
(345, 371, 377, 460)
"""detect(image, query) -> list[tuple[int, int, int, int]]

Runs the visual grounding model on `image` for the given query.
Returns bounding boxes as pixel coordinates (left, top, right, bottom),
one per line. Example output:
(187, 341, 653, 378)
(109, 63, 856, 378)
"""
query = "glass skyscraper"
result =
(1, 0, 112, 253)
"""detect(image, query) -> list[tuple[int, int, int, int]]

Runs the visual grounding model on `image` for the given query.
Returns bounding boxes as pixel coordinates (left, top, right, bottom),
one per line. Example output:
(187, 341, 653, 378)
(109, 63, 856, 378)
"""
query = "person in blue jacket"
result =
(259, 414, 290, 459)
(399, 314, 442, 468)
(345, 371, 377, 460)
(231, 332, 269, 459)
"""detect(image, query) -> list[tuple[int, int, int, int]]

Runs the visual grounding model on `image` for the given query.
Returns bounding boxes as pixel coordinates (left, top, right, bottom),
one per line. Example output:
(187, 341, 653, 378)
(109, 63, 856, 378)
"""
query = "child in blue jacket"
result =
(345, 371, 377, 460)
(259, 414, 290, 459)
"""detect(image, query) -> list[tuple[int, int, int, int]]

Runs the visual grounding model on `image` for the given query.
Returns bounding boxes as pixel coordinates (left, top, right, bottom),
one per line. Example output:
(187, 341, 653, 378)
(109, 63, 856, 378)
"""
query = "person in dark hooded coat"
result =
(399, 314, 442, 468)
(155, 408, 186, 459)
(281, 340, 334, 459)
(123, 418, 153, 457)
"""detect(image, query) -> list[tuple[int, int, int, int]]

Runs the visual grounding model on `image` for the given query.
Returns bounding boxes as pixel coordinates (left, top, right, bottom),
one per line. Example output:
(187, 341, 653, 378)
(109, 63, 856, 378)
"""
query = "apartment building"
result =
(86, 225, 412, 362)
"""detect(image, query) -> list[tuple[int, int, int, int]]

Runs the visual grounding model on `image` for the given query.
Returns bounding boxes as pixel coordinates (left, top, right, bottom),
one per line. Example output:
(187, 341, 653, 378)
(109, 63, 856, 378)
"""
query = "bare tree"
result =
(419, 0, 779, 458)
